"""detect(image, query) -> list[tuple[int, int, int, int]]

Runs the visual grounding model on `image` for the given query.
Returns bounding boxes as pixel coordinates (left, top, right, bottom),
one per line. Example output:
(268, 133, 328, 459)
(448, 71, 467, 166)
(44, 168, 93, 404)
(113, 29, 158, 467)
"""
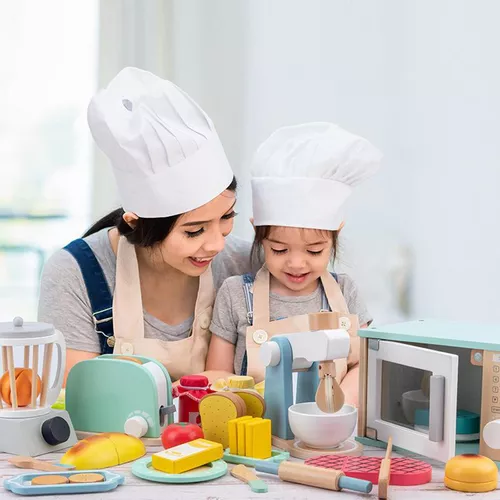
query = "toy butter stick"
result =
(254, 460, 373, 494)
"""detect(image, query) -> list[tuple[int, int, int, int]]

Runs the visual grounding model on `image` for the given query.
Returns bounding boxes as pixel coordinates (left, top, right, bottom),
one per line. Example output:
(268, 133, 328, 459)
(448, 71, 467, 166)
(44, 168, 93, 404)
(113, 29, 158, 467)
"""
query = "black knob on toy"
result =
(41, 416, 70, 445)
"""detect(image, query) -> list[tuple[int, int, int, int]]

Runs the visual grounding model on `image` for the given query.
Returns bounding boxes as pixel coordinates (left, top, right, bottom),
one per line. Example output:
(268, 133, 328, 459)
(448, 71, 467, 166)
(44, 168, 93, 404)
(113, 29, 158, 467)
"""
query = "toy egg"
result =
(444, 454, 498, 492)
(0, 368, 42, 407)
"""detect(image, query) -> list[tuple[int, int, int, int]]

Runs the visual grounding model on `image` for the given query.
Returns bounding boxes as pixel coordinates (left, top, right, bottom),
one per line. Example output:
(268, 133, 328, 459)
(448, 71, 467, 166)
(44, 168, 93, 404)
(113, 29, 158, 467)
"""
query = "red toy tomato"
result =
(161, 423, 204, 449)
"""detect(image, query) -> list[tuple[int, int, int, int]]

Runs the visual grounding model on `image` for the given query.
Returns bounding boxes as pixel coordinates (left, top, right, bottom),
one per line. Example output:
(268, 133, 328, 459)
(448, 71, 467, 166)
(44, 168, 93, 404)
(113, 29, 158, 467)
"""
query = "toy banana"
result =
(60, 433, 146, 470)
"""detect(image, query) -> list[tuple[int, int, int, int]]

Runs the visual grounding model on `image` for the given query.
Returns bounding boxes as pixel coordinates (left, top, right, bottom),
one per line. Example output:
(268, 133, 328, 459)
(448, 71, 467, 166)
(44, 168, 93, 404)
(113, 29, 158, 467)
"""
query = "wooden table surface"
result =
(1, 444, 498, 499)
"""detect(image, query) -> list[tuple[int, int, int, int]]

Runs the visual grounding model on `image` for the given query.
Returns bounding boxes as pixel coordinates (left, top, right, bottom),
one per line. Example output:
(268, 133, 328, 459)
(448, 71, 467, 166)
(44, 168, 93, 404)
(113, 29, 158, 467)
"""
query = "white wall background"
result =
(93, 0, 500, 325)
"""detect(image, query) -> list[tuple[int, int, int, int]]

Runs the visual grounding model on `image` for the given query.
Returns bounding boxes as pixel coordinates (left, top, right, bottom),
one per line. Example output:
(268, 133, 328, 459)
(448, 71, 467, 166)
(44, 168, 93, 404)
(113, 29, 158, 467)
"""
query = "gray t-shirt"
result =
(210, 274, 372, 376)
(38, 227, 252, 353)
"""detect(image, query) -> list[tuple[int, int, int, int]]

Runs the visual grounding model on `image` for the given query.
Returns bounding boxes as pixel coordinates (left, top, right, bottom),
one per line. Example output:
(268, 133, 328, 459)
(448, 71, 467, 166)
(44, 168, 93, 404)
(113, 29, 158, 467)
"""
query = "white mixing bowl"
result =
(402, 389, 429, 425)
(288, 402, 357, 449)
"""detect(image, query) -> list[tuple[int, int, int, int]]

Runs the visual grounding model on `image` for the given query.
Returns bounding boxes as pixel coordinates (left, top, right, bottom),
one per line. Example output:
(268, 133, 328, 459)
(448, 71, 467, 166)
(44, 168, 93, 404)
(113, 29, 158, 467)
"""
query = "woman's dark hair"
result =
(83, 176, 237, 247)
(250, 225, 340, 268)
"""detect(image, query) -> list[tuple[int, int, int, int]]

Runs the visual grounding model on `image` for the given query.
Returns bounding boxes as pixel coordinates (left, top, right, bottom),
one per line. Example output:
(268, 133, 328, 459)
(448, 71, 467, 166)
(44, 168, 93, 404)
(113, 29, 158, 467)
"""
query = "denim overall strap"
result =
(240, 273, 255, 376)
(63, 238, 114, 354)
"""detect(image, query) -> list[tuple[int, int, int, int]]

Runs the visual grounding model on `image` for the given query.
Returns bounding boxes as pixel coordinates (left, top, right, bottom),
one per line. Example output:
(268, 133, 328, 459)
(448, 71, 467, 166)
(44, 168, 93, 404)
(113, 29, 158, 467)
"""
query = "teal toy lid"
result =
(414, 409, 480, 435)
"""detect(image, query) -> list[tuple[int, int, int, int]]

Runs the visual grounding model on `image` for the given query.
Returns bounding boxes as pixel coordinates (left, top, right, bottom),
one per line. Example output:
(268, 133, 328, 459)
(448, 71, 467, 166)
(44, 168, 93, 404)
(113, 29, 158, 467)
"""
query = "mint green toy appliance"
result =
(65, 355, 175, 440)
(356, 318, 500, 466)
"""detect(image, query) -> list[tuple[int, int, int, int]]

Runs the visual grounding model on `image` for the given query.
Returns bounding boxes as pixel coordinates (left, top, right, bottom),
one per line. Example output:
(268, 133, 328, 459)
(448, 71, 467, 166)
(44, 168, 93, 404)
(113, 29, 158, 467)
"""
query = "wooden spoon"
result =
(315, 361, 344, 413)
(9, 456, 75, 472)
(231, 464, 268, 493)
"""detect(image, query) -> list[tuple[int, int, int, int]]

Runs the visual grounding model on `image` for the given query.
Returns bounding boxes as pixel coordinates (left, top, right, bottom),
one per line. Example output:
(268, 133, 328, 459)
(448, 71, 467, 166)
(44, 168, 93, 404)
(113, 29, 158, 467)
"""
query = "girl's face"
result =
(262, 226, 333, 294)
(156, 190, 237, 276)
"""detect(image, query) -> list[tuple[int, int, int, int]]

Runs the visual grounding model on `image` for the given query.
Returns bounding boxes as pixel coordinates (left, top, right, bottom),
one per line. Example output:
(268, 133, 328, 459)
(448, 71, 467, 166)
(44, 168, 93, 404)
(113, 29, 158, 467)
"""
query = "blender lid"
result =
(0, 317, 55, 339)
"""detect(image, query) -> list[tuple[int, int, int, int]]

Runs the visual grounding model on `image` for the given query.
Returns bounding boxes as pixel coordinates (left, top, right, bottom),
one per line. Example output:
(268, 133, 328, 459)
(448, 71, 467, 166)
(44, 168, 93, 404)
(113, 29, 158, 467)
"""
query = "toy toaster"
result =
(65, 355, 175, 439)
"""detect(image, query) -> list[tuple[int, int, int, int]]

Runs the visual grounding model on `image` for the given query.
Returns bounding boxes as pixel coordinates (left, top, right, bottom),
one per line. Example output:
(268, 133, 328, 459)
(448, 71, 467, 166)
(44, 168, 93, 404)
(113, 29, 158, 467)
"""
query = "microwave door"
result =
(366, 340, 459, 463)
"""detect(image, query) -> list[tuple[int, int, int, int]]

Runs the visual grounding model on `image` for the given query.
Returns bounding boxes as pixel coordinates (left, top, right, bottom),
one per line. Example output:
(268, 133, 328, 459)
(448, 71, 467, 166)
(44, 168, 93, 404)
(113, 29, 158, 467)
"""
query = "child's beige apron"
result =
(245, 266, 360, 383)
(110, 236, 213, 381)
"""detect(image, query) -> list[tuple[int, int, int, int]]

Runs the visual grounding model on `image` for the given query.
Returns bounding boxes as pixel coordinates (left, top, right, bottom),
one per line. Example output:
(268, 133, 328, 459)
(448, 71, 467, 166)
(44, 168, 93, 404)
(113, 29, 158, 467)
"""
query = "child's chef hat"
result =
(87, 67, 234, 218)
(251, 122, 382, 231)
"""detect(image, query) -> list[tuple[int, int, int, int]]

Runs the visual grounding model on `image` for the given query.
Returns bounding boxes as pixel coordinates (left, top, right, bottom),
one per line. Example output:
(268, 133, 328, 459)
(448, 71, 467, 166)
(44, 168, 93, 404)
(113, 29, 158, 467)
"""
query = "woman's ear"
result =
(123, 212, 139, 229)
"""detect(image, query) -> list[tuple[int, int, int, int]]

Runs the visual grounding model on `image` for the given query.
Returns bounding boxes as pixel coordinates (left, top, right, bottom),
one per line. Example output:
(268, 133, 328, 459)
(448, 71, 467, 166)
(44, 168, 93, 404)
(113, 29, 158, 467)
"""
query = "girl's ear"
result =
(338, 221, 345, 231)
(249, 217, 255, 231)
(123, 212, 139, 229)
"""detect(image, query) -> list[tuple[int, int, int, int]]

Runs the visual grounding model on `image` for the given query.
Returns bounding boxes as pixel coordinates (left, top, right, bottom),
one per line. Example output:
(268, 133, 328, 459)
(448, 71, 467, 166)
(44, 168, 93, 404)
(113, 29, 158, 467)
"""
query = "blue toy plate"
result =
(131, 457, 227, 484)
(3, 470, 124, 496)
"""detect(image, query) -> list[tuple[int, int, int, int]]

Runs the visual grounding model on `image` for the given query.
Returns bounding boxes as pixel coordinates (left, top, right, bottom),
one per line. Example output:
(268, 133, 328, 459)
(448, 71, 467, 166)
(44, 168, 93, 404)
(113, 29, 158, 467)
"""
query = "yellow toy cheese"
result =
(152, 438, 223, 474)
(228, 416, 252, 455)
(233, 390, 266, 418)
(199, 392, 246, 449)
(444, 454, 498, 493)
(245, 418, 271, 459)
(228, 376, 255, 389)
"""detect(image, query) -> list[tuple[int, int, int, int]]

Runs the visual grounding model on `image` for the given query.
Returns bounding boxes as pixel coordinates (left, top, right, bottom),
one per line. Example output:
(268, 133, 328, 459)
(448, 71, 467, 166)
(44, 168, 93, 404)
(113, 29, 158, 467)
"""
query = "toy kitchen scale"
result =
(260, 328, 362, 459)
(65, 354, 176, 444)
(356, 318, 500, 465)
(0, 317, 78, 456)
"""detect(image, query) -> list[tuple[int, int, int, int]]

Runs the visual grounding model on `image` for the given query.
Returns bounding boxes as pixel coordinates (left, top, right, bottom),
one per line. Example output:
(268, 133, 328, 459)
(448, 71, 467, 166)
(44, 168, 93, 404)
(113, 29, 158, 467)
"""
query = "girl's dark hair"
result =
(250, 225, 340, 268)
(83, 176, 237, 247)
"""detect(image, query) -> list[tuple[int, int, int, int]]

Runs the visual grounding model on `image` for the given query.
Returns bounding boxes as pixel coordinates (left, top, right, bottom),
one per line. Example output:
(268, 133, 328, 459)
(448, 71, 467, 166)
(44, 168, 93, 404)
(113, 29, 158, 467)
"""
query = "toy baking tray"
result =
(3, 470, 124, 496)
(223, 448, 289, 466)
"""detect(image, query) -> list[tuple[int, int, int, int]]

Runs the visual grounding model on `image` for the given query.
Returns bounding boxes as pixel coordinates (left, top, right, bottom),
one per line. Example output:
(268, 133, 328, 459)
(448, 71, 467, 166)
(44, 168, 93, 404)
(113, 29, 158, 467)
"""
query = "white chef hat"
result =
(250, 122, 383, 231)
(87, 67, 234, 218)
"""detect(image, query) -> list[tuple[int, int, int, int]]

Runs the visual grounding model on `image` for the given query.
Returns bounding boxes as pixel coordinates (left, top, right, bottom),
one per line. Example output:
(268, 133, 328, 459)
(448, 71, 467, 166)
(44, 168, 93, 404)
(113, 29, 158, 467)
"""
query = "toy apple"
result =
(161, 423, 204, 449)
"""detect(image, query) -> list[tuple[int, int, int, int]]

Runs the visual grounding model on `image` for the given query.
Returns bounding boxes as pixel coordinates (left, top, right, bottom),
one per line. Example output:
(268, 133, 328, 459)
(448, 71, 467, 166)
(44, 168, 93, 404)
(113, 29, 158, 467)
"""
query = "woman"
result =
(38, 67, 252, 384)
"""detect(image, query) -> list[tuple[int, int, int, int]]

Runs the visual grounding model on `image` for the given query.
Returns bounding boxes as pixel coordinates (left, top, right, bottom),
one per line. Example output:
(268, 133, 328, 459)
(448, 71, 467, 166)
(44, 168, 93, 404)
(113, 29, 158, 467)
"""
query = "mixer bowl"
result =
(402, 389, 429, 425)
(288, 402, 357, 449)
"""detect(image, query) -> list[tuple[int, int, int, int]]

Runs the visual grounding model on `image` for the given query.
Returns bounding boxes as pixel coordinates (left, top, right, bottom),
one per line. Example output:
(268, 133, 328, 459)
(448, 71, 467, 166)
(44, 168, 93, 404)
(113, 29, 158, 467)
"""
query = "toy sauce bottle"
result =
(177, 375, 212, 425)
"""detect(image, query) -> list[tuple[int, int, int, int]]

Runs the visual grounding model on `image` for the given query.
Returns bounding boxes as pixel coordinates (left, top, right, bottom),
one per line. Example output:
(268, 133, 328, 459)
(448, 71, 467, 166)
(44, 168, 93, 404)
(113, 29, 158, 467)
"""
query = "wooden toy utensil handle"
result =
(278, 461, 344, 491)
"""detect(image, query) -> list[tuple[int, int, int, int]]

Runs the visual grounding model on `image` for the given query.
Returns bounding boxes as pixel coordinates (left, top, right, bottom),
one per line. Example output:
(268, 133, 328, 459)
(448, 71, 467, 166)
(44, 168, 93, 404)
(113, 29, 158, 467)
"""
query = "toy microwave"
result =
(357, 319, 500, 465)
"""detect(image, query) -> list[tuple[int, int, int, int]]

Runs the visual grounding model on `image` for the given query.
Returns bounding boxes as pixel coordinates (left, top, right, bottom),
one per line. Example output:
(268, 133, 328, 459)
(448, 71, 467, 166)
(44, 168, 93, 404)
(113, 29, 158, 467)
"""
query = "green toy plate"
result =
(131, 458, 227, 484)
(223, 449, 290, 466)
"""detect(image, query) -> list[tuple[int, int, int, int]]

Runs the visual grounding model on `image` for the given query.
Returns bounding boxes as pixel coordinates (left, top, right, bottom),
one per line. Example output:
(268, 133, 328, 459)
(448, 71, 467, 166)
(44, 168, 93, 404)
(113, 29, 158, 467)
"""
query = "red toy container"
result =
(177, 375, 212, 425)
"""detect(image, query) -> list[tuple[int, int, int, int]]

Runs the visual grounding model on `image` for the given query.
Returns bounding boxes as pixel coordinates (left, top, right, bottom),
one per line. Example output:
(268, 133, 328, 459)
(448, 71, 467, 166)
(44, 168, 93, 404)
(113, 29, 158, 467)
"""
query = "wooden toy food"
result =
(233, 390, 265, 418)
(161, 423, 204, 449)
(31, 475, 69, 485)
(444, 454, 498, 492)
(59, 432, 146, 469)
(199, 392, 246, 448)
(0, 368, 42, 407)
(152, 438, 223, 474)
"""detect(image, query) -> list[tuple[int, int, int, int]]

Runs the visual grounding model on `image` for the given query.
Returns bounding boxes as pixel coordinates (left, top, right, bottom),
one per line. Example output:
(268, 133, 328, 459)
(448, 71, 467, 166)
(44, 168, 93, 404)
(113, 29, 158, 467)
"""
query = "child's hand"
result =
(340, 365, 360, 408)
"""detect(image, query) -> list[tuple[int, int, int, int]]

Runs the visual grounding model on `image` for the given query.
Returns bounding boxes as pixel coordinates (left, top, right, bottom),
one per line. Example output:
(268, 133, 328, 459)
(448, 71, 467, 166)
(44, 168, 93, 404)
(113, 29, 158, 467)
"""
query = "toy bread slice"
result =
(233, 390, 266, 418)
(199, 392, 246, 449)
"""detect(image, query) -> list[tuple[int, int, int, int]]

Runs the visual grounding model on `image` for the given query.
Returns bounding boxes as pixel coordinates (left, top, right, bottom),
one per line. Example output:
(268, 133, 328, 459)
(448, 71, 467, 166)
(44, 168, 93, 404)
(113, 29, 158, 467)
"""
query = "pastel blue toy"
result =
(66, 354, 175, 439)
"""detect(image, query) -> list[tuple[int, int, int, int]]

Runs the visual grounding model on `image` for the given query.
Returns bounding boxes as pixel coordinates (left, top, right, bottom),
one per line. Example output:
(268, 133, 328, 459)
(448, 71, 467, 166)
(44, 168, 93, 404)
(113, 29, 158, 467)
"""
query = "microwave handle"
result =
(429, 374, 445, 442)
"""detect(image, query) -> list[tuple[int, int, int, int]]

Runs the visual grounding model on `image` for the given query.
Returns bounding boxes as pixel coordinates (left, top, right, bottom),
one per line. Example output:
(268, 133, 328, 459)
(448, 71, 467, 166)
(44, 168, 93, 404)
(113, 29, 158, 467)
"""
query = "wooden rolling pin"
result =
(254, 460, 373, 494)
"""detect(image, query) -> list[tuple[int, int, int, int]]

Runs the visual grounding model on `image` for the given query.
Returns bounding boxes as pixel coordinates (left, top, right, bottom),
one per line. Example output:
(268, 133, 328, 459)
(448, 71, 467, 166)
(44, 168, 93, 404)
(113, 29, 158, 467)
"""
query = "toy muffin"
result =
(444, 454, 498, 492)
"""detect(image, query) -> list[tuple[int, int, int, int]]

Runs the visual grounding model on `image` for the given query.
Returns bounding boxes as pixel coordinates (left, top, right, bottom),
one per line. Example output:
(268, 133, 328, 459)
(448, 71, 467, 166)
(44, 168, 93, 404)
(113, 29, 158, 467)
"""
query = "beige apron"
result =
(245, 266, 360, 383)
(111, 236, 213, 381)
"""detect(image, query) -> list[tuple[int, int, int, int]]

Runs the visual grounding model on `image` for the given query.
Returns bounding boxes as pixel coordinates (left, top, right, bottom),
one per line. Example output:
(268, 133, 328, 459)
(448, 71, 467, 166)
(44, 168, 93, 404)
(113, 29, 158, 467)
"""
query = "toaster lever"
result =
(159, 404, 176, 426)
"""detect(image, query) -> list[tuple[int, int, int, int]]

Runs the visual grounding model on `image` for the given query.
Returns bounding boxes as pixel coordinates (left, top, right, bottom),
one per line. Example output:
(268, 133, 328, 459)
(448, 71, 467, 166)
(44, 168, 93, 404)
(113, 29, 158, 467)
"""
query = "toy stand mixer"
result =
(260, 328, 363, 458)
(0, 317, 77, 456)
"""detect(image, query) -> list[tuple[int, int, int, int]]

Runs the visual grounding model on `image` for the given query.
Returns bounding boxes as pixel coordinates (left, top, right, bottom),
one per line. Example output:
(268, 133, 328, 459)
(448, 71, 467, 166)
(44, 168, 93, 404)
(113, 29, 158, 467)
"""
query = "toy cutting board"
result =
(304, 455, 432, 486)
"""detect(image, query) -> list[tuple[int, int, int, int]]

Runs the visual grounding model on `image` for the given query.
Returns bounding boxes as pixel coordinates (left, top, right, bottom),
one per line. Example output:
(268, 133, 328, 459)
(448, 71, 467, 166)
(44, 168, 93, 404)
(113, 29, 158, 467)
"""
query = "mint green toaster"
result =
(66, 355, 175, 439)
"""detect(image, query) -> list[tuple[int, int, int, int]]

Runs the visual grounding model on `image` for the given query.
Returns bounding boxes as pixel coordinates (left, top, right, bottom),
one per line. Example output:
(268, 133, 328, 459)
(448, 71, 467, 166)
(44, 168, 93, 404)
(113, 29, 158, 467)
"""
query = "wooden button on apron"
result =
(199, 313, 210, 330)
(339, 317, 351, 330)
(252, 330, 268, 344)
(121, 342, 134, 355)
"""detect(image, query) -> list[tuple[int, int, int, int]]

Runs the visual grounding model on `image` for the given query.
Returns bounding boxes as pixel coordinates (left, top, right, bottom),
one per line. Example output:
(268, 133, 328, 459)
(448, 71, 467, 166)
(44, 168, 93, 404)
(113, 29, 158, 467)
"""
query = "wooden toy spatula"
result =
(316, 361, 344, 413)
(378, 436, 393, 499)
(9, 456, 75, 472)
(231, 464, 268, 493)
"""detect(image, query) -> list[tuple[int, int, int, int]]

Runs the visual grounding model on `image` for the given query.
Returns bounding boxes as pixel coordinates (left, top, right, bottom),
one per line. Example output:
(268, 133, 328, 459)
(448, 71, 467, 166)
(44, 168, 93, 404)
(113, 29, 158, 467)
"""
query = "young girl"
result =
(205, 122, 382, 405)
